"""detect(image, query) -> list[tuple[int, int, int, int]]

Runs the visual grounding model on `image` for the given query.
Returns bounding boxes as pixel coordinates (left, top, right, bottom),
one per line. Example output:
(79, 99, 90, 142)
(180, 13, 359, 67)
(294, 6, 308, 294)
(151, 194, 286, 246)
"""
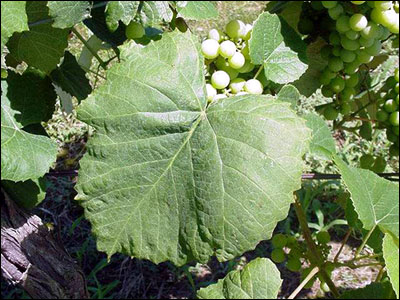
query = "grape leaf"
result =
(105, 1, 140, 31)
(334, 156, 399, 239)
(50, 51, 92, 101)
(1, 80, 57, 182)
(1, 1, 28, 52)
(75, 31, 311, 265)
(340, 282, 397, 299)
(383, 233, 399, 298)
(249, 12, 308, 84)
(2, 177, 47, 209)
(276, 84, 299, 109)
(197, 258, 282, 299)
(6, 69, 56, 127)
(139, 1, 173, 27)
(7, 1, 69, 74)
(177, 1, 218, 20)
(47, 1, 91, 28)
(304, 113, 336, 160)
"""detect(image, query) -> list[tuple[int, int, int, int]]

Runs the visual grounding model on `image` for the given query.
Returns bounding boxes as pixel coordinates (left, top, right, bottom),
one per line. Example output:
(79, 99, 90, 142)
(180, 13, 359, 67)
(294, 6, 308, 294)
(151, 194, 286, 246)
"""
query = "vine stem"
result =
(334, 228, 352, 263)
(253, 65, 264, 80)
(354, 225, 377, 258)
(288, 266, 319, 299)
(71, 27, 107, 70)
(293, 194, 340, 298)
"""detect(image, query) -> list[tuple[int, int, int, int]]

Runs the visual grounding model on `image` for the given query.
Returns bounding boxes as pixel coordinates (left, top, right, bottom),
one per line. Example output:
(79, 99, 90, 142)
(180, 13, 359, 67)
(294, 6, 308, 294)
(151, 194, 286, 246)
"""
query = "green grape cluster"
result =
(375, 68, 400, 156)
(299, 1, 399, 122)
(201, 20, 270, 102)
(270, 234, 305, 272)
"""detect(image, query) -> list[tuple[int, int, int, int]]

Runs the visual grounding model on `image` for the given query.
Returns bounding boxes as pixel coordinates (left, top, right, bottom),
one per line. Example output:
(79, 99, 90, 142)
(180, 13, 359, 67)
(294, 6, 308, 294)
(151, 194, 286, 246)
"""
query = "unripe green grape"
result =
(287, 258, 302, 272)
(175, 18, 188, 32)
(206, 84, 217, 102)
(376, 109, 389, 122)
(271, 249, 286, 263)
(298, 18, 315, 34)
(211, 71, 230, 89)
(321, 281, 331, 293)
(374, 1, 392, 10)
(341, 87, 356, 101)
(359, 36, 375, 48)
(329, 32, 341, 45)
(389, 144, 399, 156)
(322, 85, 335, 98)
(395, 83, 399, 93)
(351, 1, 365, 4)
(320, 73, 332, 85)
(360, 154, 375, 169)
(1, 69, 8, 79)
(317, 231, 331, 244)
(340, 102, 353, 115)
(371, 156, 387, 173)
(125, 21, 145, 39)
(361, 21, 381, 39)
(349, 13, 368, 31)
(332, 46, 341, 56)
(320, 45, 332, 60)
(372, 8, 398, 28)
(208, 29, 222, 42)
(359, 122, 373, 140)
(345, 30, 360, 40)
(272, 234, 288, 248)
(390, 111, 400, 126)
(328, 4, 344, 20)
(336, 15, 351, 33)
(322, 1, 338, 9)
(365, 40, 382, 56)
(341, 35, 360, 51)
(225, 20, 245, 39)
(241, 43, 250, 59)
(344, 61, 361, 74)
(219, 40, 236, 58)
(229, 78, 246, 94)
(328, 56, 344, 72)
(345, 73, 360, 87)
(289, 248, 302, 260)
(330, 76, 346, 93)
(357, 50, 373, 64)
(389, 20, 399, 34)
(393, 126, 399, 136)
(395, 1, 400, 13)
(201, 39, 220, 60)
(244, 79, 263, 95)
(237, 60, 255, 73)
(228, 52, 245, 69)
(388, 131, 399, 143)
(340, 49, 356, 63)
(384, 99, 398, 113)
(395, 69, 399, 82)
(243, 24, 253, 40)
(324, 106, 339, 120)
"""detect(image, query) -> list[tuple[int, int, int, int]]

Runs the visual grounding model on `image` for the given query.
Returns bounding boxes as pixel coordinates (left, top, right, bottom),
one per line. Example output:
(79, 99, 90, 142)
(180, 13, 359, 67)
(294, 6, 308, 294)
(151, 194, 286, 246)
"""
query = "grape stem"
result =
(253, 65, 264, 80)
(293, 194, 340, 297)
(72, 27, 107, 70)
(334, 228, 352, 263)
(288, 266, 319, 299)
(354, 225, 377, 258)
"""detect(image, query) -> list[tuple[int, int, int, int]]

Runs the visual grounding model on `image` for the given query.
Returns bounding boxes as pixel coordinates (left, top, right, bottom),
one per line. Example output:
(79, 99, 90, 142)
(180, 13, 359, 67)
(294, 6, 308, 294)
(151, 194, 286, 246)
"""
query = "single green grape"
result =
(175, 17, 188, 32)
(332, 46, 342, 57)
(271, 249, 286, 263)
(225, 20, 245, 39)
(229, 78, 246, 94)
(390, 111, 400, 126)
(359, 36, 375, 47)
(286, 258, 302, 272)
(395, 69, 399, 82)
(322, 1, 338, 9)
(125, 21, 145, 39)
(349, 13, 368, 31)
(328, 4, 344, 20)
(289, 248, 303, 260)
(228, 52, 245, 69)
(321, 45, 333, 60)
(360, 154, 375, 169)
(376, 109, 389, 122)
(317, 231, 331, 244)
(340, 49, 356, 63)
(219, 40, 236, 58)
(340, 102, 352, 115)
(322, 86, 335, 98)
(336, 15, 351, 33)
(365, 40, 382, 56)
(393, 126, 399, 136)
(201, 39, 220, 59)
(330, 76, 346, 93)
(272, 233, 288, 248)
(344, 61, 361, 74)
(357, 50, 373, 64)
(206, 84, 217, 102)
(341, 35, 360, 51)
(371, 156, 387, 173)
(211, 71, 230, 89)
(324, 106, 339, 120)
(244, 79, 263, 95)
(345, 30, 360, 40)
(341, 87, 356, 101)
(361, 21, 381, 39)
(208, 29, 222, 42)
(384, 99, 398, 113)
(345, 73, 359, 87)
(329, 32, 341, 45)
(351, 1, 366, 5)
(328, 57, 344, 72)
(359, 122, 373, 140)
(1, 69, 8, 79)
(374, 1, 393, 10)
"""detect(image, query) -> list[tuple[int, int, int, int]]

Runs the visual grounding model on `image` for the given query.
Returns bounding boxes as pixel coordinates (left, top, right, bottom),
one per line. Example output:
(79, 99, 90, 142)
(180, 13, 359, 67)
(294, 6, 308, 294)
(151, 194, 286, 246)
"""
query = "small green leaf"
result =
(177, 1, 218, 20)
(47, 1, 91, 28)
(383, 234, 399, 298)
(105, 1, 140, 31)
(1, 80, 58, 182)
(2, 177, 47, 209)
(304, 113, 336, 160)
(50, 51, 92, 101)
(197, 258, 282, 299)
(1, 1, 28, 51)
(139, 1, 173, 27)
(334, 156, 399, 239)
(7, 1, 69, 74)
(276, 84, 299, 109)
(249, 12, 308, 84)
(340, 282, 397, 299)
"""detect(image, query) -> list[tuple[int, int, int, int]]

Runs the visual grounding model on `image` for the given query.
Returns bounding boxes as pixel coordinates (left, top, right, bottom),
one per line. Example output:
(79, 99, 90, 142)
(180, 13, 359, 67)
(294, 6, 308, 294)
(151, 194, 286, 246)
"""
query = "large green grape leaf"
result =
(105, 1, 140, 30)
(383, 234, 399, 298)
(197, 258, 282, 299)
(2, 177, 47, 209)
(75, 31, 311, 266)
(6, 69, 56, 127)
(249, 12, 308, 84)
(50, 51, 92, 101)
(334, 156, 399, 239)
(1, 80, 58, 182)
(7, 1, 69, 74)
(1, 1, 28, 52)
(304, 113, 336, 160)
(47, 1, 91, 28)
(176, 1, 218, 20)
(340, 282, 397, 299)
(139, 1, 173, 27)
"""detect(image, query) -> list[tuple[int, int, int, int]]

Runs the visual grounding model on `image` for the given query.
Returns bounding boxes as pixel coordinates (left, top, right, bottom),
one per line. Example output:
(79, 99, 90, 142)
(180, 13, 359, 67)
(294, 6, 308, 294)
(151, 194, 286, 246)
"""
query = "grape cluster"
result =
(299, 1, 399, 121)
(201, 20, 269, 102)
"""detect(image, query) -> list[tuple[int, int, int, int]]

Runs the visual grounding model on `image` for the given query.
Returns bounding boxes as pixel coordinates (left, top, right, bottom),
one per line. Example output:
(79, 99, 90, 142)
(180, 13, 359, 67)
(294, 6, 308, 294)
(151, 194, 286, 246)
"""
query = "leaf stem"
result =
(288, 266, 319, 299)
(354, 225, 377, 258)
(253, 65, 264, 80)
(334, 228, 352, 263)
(72, 27, 107, 70)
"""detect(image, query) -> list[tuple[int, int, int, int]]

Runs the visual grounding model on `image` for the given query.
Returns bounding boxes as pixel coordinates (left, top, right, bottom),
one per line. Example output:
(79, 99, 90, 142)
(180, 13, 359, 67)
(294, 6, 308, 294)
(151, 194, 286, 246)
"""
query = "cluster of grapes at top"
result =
(270, 231, 332, 291)
(201, 20, 271, 102)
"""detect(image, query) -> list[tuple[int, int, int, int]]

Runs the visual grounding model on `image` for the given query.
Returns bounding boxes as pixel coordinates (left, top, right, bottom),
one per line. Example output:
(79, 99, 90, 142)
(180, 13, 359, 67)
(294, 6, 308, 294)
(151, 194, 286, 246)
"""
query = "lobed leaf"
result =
(105, 1, 140, 31)
(383, 233, 399, 298)
(1, 1, 28, 52)
(177, 1, 218, 20)
(340, 282, 397, 299)
(47, 1, 91, 28)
